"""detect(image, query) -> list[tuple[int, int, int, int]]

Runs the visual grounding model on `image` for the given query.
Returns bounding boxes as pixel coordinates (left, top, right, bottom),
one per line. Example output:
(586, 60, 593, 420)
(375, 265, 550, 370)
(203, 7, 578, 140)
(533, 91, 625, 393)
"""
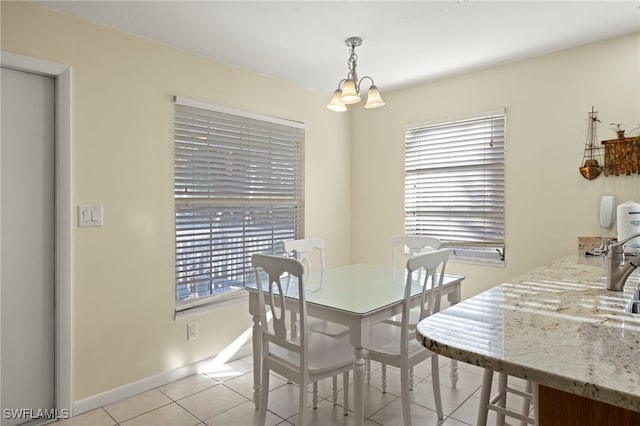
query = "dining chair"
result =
(251, 254, 354, 426)
(369, 235, 443, 389)
(365, 248, 450, 426)
(284, 238, 326, 289)
(476, 370, 538, 426)
(283, 238, 349, 405)
(390, 234, 442, 268)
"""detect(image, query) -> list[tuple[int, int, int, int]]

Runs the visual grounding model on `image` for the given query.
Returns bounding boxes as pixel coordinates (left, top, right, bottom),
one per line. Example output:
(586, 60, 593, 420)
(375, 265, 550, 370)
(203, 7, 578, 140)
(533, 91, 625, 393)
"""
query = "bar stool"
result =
(476, 369, 538, 426)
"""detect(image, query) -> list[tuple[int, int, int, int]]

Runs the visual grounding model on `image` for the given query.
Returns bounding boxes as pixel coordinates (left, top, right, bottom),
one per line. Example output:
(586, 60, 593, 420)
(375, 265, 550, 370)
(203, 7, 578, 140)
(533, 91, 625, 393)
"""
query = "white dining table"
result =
(246, 263, 465, 426)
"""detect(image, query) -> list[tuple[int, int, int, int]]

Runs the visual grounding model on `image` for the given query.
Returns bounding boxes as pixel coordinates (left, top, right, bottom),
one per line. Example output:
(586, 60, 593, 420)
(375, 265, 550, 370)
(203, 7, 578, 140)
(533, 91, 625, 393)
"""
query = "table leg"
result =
(447, 284, 461, 389)
(251, 313, 261, 409)
(446, 283, 461, 308)
(353, 347, 368, 426)
(450, 360, 459, 389)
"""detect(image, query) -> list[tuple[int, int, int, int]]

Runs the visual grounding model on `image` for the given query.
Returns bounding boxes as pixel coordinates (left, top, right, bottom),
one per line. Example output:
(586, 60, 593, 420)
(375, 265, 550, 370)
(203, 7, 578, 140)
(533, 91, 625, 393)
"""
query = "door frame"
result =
(1, 51, 72, 415)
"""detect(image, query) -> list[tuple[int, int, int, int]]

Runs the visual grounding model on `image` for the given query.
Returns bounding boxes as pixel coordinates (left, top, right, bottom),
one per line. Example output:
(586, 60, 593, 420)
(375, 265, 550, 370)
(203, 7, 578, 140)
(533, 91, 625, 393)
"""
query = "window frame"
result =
(173, 97, 305, 313)
(404, 110, 506, 265)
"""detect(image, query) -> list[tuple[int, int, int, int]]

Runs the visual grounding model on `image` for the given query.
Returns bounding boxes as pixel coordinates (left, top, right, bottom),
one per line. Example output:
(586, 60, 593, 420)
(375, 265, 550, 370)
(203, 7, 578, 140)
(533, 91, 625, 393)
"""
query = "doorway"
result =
(0, 51, 72, 421)
(1, 67, 55, 426)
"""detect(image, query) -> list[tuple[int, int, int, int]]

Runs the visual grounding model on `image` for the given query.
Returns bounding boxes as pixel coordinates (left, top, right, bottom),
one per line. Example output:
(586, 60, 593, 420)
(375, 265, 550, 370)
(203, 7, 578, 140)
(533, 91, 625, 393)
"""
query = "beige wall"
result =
(2, 0, 639, 405)
(351, 32, 640, 299)
(1, 2, 351, 400)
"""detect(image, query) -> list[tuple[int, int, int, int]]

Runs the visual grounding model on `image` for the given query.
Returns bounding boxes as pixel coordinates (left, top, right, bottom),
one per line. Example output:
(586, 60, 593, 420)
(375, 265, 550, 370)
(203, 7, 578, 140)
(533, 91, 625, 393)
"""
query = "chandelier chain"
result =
(348, 48, 359, 84)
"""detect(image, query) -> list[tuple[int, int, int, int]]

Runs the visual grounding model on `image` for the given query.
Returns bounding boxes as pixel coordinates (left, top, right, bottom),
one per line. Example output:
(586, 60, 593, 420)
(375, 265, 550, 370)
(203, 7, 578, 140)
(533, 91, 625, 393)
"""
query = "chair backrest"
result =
(391, 235, 442, 268)
(251, 254, 309, 370)
(400, 248, 450, 350)
(284, 238, 326, 285)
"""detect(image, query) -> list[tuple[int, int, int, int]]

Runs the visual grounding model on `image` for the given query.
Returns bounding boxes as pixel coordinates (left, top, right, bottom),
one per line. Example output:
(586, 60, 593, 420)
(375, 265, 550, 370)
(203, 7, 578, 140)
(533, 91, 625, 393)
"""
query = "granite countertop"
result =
(417, 254, 640, 412)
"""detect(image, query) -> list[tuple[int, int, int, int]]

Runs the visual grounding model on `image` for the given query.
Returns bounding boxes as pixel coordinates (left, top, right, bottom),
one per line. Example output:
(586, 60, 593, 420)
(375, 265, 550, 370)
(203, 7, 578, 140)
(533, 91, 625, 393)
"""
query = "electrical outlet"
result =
(187, 321, 198, 341)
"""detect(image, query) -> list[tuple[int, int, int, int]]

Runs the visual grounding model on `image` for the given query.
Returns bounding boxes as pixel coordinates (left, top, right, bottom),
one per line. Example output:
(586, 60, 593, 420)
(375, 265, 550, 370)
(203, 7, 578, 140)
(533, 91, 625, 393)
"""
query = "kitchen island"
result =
(417, 254, 640, 425)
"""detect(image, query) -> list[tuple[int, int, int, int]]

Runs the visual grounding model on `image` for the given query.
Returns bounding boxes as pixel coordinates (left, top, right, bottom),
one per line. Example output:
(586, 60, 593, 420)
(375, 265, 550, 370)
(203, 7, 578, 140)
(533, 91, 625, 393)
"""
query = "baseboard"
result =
(72, 344, 252, 416)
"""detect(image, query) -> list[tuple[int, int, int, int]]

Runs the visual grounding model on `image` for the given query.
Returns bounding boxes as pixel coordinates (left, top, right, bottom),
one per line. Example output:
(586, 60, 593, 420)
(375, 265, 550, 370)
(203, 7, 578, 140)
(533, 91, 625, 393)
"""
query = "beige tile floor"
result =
(59, 355, 529, 426)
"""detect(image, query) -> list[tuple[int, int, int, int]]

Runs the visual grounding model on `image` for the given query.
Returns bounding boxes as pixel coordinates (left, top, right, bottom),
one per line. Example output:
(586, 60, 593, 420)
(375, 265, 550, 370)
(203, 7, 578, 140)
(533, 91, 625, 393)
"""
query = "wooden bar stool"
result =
(476, 369, 538, 426)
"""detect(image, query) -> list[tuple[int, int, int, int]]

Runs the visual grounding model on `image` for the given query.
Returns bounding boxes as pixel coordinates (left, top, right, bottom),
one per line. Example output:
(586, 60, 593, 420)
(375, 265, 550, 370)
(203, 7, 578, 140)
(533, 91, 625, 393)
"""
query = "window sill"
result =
(450, 256, 506, 268)
(174, 290, 248, 320)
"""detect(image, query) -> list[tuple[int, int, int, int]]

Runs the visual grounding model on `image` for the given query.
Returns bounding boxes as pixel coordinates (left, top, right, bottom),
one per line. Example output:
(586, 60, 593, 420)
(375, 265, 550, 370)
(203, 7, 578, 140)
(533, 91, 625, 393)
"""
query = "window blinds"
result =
(404, 113, 505, 262)
(174, 98, 305, 309)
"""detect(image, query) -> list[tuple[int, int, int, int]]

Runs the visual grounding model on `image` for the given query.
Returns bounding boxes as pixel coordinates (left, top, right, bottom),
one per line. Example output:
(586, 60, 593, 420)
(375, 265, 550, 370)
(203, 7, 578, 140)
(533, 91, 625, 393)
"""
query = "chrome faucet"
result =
(606, 233, 640, 291)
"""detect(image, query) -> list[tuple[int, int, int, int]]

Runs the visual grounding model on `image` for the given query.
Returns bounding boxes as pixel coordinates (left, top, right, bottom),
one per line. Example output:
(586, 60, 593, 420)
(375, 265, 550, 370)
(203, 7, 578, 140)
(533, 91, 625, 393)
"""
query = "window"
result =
(174, 97, 305, 311)
(404, 111, 505, 264)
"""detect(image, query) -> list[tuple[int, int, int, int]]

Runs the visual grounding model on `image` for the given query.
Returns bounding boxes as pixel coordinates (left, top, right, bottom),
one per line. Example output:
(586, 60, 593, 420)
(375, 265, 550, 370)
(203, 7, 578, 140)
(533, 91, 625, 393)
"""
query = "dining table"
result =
(246, 263, 465, 426)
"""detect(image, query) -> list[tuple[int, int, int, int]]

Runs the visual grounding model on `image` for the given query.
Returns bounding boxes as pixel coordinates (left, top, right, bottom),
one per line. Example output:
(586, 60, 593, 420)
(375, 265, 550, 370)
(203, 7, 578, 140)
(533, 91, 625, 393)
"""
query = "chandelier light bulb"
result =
(339, 80, 361, 104)
(326, 89, 347, 112)
(364, 85, 386, 109)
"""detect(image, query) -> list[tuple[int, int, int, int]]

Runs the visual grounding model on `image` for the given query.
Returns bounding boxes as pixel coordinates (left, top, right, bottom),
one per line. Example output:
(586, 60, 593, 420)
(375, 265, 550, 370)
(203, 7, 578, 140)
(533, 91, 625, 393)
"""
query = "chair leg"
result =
(400, 366, 412, 426)
(343, 371, 349, 416)
(520, 380, 532, 426)
(496, 373, 507, 426)
(258, 361, 270, 426)
(476, 369, 493, 426)
(409, 366, 414, 391)
(381, 362, 387, 393)
(366, 359, 371, 385)
(332, 375, 338, 405)
(431, 355, 443, 420)
(299, 380, 308, 426)
(312, 381, 318, 409)
(533, 382, 539, 426)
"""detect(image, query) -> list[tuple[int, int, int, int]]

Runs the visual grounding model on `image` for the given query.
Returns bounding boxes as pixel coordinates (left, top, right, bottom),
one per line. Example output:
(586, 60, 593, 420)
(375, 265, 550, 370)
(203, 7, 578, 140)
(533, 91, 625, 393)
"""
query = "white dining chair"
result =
(365, 248, 450, 425)
(284, 238, 349, 334)
(251, 254, 354, 426)
(369, 235, 443, 390)
(283, 238, 349, 405)
(476, 370, 538, 426)
(390, 235, 442, 268)
(284, 238, 325, 288)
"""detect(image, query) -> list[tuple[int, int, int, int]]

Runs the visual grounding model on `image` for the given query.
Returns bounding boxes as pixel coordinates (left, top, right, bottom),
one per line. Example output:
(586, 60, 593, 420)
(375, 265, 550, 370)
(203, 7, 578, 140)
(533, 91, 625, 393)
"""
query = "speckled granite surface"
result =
(417, 254, 640, 412)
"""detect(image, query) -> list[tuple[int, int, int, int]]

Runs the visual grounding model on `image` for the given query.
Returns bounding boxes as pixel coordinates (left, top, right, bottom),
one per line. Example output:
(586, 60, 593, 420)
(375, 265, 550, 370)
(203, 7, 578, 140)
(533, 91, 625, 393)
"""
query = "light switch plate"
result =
(187, 322, 198, 340)
(78, 205, 103, 227)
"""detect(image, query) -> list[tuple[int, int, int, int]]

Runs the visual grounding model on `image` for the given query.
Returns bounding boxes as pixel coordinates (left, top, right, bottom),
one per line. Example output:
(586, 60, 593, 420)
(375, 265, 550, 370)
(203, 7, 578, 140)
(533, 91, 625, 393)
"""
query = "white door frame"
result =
(1, 51, 72, 415)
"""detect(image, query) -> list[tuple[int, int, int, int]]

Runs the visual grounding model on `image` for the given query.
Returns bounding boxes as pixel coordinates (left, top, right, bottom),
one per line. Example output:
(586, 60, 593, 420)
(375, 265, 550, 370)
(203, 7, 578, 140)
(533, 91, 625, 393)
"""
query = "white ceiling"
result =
(35, 1, 640, 93)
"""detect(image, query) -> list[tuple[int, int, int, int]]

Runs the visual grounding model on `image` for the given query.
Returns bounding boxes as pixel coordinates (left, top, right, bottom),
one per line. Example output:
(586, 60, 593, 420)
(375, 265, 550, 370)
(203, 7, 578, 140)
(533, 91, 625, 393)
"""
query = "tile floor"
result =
(59, 355, 528, 425)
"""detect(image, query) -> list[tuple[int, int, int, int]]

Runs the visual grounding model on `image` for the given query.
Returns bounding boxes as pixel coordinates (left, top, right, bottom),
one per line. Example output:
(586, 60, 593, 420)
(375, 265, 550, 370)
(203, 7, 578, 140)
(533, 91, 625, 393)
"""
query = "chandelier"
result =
(326, 37, 386, 112)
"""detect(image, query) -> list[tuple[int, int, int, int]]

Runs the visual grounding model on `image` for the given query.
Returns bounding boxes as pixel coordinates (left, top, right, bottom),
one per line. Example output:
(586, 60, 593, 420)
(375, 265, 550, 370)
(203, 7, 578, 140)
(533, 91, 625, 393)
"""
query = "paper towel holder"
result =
(600, 195, 615, 228)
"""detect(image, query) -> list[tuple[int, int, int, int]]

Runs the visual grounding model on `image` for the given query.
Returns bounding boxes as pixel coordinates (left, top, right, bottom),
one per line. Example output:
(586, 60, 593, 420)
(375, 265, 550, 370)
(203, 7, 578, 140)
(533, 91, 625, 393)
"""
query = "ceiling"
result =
(34, 1, 640, 94)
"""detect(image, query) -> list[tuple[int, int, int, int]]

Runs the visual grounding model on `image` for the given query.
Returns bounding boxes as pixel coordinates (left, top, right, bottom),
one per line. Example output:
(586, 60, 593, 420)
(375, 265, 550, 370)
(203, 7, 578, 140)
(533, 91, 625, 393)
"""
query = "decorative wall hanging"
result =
(579, 106, 603, 180)
(602, 128, 640, 176)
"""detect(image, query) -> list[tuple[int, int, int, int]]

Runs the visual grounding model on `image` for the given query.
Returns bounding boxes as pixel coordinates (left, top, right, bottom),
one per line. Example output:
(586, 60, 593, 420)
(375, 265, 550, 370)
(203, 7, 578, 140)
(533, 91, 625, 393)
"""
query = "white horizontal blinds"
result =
(405, 113, 505, 252)
(174, 101, 304, 308)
